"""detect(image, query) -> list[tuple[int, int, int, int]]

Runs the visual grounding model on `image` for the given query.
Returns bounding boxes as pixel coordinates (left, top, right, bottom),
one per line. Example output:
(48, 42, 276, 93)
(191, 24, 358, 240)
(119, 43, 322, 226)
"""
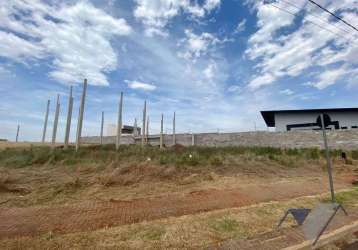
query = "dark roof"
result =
(261, 108, 358, 127)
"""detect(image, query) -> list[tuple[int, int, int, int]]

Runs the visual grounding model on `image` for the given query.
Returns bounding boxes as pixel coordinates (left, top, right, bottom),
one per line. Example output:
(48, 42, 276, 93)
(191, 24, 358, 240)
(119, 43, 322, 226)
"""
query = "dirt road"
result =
(0, 177, 353, 239)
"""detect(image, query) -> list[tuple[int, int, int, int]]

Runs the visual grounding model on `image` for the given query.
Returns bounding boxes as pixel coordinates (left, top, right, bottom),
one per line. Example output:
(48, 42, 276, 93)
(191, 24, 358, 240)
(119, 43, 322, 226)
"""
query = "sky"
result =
(0, 0, 357, 142)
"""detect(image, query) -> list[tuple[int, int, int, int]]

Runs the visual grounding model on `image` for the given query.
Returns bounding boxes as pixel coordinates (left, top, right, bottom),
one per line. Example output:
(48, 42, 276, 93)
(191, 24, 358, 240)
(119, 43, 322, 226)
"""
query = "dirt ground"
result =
(1, 145, 358, 249)
(0, 175, 353, 239)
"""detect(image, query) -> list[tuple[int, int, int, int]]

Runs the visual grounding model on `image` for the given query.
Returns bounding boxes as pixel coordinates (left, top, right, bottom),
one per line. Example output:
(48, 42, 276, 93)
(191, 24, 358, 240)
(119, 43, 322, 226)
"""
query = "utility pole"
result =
(76, 79, 87, 152)
(15, 124, 20, 142)
(41, 99, 50, 143)
(173, 112, 176, 145)
(116, 92, 123, 150)
(100, 111, 104, 145)
(160, 113, 163, 149)
(64, 86, 73, 149)
(320, 114, 336, 203)
(51, 94, 60, 146)
(142, 100, 146, 146)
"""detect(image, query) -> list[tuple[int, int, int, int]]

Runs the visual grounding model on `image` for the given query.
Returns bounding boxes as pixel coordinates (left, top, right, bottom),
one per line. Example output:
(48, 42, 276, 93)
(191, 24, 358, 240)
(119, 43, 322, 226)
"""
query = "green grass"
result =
(0, 144, 353, 169)
(352, 150, 358, 160)
(138, 226, 165, 241)
(209, 216, 240, 233)
(322, 187, 358, 207)
(208, 215, 248, 239)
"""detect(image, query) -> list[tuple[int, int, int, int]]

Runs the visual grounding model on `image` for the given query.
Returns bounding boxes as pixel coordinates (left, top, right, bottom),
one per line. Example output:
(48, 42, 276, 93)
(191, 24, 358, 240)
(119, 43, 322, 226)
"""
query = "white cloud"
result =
(177, 29, 222, 61)
(227, 85, 241, 93)
(234, 19, 246, 33)
(204, 0, 221, 11)
(144, 27, 169, 37)
(246, 0, 358, 90)
(125, 80, 157, 91)
(308, 66, 354, 90)
(203, 61, 217, 80)
(279, 89, 294, 95)
(0, 31, 44, 61)
(249, 73, 275, 89)
(0, 0, 131, 86)
(133, 0, 221, 36)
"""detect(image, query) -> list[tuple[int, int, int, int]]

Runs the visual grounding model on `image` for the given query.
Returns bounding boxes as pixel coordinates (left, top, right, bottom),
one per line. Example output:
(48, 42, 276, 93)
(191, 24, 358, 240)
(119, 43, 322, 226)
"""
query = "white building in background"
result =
(106, 124, 141, 136)
(261, 108, 358, 132)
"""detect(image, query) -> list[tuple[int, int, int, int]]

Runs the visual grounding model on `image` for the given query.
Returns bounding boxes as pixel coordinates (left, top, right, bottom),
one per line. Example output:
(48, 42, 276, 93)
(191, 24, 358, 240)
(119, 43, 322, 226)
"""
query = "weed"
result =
(209, 156, 223, 166)
(352, 150, 358, 160)
(139, 226, 165, 241)
(322, 187, 358, 207)
(305, 148, 321, 160)
(3, 152, 33, 168)
(0, 145, 356, 172)
(177, 152, 200, 166)
(209, 216, 244, 238)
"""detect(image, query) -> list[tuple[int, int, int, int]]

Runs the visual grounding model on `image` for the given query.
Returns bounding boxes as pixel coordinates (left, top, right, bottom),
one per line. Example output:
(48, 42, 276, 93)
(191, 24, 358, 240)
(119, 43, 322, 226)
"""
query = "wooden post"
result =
(146, 116, 149, 144)
(173, 111, 176, 145)
(64, 86, 73, 149)
(15, 124, 20, 142)
(141, 100, 146, 146)
(52, 94, 60, 146)
(100, 111, 104, 145)
(76, 79, 87, 152)
(160, 114, 163, 149)
(41, 99, 50, 143)
(116, 92, 123, 150)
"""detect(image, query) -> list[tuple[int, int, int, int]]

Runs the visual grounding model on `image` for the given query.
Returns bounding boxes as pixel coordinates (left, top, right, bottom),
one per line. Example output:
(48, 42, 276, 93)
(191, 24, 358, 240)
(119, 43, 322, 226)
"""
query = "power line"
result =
(279, 0, 352, 35)
(308, 0, 358, 32)
(268, 2, 356, 44)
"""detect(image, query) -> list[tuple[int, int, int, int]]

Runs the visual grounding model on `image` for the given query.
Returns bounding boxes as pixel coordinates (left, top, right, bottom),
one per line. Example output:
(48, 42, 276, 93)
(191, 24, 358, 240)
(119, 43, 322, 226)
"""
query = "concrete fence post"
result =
(160, 114, 164, 149)
(100, 111, 104, 145)
(173, 111, 176, 145)
(51, 94, 60, 146)
(42, 99, 50, 143)
(191, 133, 195, 146)
(146, 116, 149, 144)
(133, 118, 138, 137)
(15, 124, 20, 142)
(142, 100, 146, 146)
(64, 86, 73, 149)
(116, 92, 123, 150)
(76, 79, 87, 152)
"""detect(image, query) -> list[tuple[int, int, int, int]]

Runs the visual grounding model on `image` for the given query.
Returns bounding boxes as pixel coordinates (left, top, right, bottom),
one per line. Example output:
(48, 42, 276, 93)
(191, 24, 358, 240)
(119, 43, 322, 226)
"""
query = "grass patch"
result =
(208, 215, 247, 239)
(0, 145, 355, 170)
(138, 226, 165, 241)
(322, 187, 358, 207)
(352, 150, 358, 160)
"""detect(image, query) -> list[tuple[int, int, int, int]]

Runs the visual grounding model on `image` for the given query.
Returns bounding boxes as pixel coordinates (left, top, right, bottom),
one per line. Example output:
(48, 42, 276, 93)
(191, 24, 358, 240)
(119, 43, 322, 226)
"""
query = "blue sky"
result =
(0, 0, 357, 142)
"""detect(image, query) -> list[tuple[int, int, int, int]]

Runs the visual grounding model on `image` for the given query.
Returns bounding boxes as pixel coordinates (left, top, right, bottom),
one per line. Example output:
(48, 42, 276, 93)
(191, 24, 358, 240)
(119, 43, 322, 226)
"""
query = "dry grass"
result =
(0, 145, 356, 208)
(1, 188, 357, 250)
(0, 145, 357, 249)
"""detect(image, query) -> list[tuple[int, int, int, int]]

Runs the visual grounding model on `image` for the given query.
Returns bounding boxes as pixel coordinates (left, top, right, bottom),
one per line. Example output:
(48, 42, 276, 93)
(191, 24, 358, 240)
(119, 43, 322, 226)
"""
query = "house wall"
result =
(275, 111, 358, 132)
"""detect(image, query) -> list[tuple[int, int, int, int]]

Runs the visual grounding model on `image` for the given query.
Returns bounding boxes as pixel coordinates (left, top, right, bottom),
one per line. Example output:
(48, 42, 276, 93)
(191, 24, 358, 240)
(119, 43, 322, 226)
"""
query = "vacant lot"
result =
(0, 144, 357, 249)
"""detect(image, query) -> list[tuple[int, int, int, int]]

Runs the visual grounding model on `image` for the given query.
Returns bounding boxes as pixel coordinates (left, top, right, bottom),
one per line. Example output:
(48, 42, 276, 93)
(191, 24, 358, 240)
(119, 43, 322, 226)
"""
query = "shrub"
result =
(306, 148, 320, 160)
(210, 156, 223, 166)
(352, 150, 358, 160)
